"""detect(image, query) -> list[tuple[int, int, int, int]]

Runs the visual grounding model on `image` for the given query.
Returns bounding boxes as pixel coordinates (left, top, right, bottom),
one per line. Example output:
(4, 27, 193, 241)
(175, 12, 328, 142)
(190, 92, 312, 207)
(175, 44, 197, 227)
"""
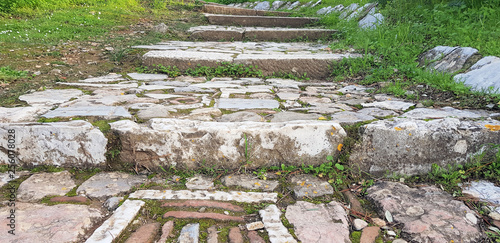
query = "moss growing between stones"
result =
(350, 231, 362, 243)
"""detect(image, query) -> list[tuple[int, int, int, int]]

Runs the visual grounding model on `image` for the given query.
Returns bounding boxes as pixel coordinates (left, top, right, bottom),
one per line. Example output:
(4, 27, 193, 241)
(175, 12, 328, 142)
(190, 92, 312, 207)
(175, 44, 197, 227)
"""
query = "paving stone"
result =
(186, 174, 214, 190)
(217, 111, 264, 122)
(0, 121, 107, 167)
(360, 226, 380, 243)
(0, 202, 103, 243)
(130, 189, 278, 203)
(125, 222, 160, 243)
(77, 172, 147, 199)
(403, 107, 485, 119)
(454, 56, 500, 94)
(462, 181, 500, 214)
(349, 118, 500, 176)
(17, 171, 76, 202)
(276, 92, 299, 101)
(217, 98, 279, 110)
(136, 105, 171, 119)
(362, 101, 415, 111)
(49, 196, 88, 203)
(490, 212, 500, 221)
(59, 81, 138, 89)
(357, 108, 398, 118)
(127, 72, 168, 80)
(254, 1, 270, 10)
(0, 106, 50, 122)
(104, 196, 123, 211)
(337, 85, 369, 94)
(289, 174, 333, 199)
(285, 201, 350, 243)
(248, 231, 265, 243)
(372, 218, 387, 227)
(18, 89, 83, 105)
(260, 204, 297, 243)
(354, 218, 369, 231)
(164, 211, 244, 222)
(343, 190, 364, 213)
(420, 46, 479, 73)
(86, 200, 144, 243)
(138, 84, 177, 90)
(270, 112, 321, 122)
(80, 73, 126, 83)
(330, 111, 376, 124)
(246, 221, 265, 231)
(222, 174, 279, 191)
(207, 225, 218, 243)
(158, 221, 174, 243)
(203, 4, 290, 17)
(228, 227, 244, 243)
(42, 106, 132, 119)
(162, 200, 244, 212)
(179, 223, 199, 243)
(392, 240, 408, 243)
(112, 119, 346, 169)
(367, 181, 486, 242)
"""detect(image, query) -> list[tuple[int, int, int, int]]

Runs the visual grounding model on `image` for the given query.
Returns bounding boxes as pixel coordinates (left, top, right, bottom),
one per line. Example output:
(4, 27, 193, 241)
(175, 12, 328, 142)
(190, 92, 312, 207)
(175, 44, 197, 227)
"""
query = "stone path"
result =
(1, 1, 500, 242)
(2, 170, 499, 242)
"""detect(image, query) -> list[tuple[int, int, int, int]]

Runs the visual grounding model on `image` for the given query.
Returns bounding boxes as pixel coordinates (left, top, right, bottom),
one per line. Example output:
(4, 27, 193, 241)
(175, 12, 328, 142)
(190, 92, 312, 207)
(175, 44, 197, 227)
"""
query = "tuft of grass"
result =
(0, 66, 28, 83)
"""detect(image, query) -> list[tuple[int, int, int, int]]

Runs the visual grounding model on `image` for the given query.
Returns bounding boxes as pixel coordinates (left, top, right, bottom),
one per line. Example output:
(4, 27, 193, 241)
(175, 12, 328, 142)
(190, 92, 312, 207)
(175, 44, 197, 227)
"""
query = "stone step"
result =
(188, 25, 337, 41)
(204, 13, 319, 28)
(136, 41, 360, 79)
(203, 3, 291, 17)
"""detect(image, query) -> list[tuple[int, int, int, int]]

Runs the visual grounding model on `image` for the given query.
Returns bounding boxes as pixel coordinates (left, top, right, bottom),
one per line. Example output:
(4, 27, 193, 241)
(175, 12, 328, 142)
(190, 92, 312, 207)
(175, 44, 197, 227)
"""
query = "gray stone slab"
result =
(147, 80, 190, 87)
(186, 175, 214, 190)
(130, 189, 278, 203)
(267, 78, 302, 89)
(367, 181, 486, 242)
(271, 112, 321, 122)
(0, 171, 28, 188)
(86, 200, 144, 243)
(138, 84, 177, 91)
(217, 111, 264, 122)
(77, 172, 147, 199)
(42, 106, 132, 119)
(136, 105, 171, 119)
(127, 73, 168, 80)
(217, 98, 279, 110)
(330, 111, 376, 124)
(454, 56, 500, 93)
(254, 1, 270, 10)
(289, 174, 334, 199)
(185, 107, 222, 121)
(111, 119, 346, 170)
(104, 196, 124, 211)
(359, 13, 384, 29)
(337, 85, 369, 94)
(0, 203, 103, 243)
(59, 82, 139, 89)
(179, 223, 199, 243)
(285, 201, 350, 243)
(80, 73, 126, 83)
(462, 181, 500, 214)
(143, 94, 185, 99)
(421, 46, 479, 73)
(222, 174, 279, 191)
(0, 106, 50, 123)
(403, 107, 485, 119)
(350, 118, 500, 176)
(340, 3, 359, 18)
(277, 92, 300, 100)
(19, 89, 83, 106)
(0, 121, 107, 167)
(259, 205, 297, 243)
(18, 171, 76, 202)
(357, 108, 398, 118)
(143, 50, 234, 70)
(362, 101, 415, 111)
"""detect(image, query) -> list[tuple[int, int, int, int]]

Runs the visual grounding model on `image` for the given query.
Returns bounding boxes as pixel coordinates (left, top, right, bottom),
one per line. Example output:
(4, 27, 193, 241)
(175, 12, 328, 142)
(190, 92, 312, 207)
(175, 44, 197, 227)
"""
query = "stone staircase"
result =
(1, 2, 500, 243)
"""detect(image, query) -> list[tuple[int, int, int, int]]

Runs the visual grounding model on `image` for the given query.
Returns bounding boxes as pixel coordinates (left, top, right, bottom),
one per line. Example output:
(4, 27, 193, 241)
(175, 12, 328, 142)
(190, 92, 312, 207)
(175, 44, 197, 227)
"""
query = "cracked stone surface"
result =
(367, 181, 486, 242)
(260, 204, 297, 243)
(289, 174, 334, 199)
(222, 174, 279, 191)
(17, 171, 76, 202)
(130, 189, 277, 203)
(285, 201, 350, 243)
(77, 172, 147, 199)
(0, 203, 103, 243)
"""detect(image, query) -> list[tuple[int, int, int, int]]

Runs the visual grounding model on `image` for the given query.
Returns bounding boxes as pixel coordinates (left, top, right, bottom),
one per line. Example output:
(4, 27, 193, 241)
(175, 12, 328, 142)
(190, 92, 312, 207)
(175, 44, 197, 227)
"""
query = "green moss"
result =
(350, 231, 362, 243)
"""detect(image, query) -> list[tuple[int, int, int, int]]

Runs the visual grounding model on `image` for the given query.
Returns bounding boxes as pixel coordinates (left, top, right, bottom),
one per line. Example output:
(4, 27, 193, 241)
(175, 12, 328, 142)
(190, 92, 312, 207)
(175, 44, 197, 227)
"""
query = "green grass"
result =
(324, 0, 500, 103)
(0, 66, 28, 83)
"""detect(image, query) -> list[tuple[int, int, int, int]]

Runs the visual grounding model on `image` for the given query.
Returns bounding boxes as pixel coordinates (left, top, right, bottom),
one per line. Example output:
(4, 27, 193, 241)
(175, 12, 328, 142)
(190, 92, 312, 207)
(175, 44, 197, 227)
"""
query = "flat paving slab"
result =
(217, 98, 279, 110)
(0, 203, 103, 243)
(129, 189, 278, 203)
(42, 106, 132, 119)
(17, 171, 76, 202)
(77, 172, 147, 199)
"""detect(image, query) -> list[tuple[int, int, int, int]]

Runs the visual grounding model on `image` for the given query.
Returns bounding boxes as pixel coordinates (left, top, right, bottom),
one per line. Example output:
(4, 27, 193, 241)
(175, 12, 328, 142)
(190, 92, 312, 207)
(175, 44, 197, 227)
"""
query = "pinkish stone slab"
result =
(125, 222, 160, 243)
(0, 202, 102, 243)
(285, 201, 350, 243)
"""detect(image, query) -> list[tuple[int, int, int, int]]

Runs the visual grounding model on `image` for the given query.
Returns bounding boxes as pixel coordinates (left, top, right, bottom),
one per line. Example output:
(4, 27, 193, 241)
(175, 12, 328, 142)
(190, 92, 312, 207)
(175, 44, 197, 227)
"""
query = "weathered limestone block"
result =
(0, 121, 107, 167)
(419, 46, 481, 73)
(111, 119, 346, 169)
(350, 118, 500, 176)
(454, 56, 500, 94)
